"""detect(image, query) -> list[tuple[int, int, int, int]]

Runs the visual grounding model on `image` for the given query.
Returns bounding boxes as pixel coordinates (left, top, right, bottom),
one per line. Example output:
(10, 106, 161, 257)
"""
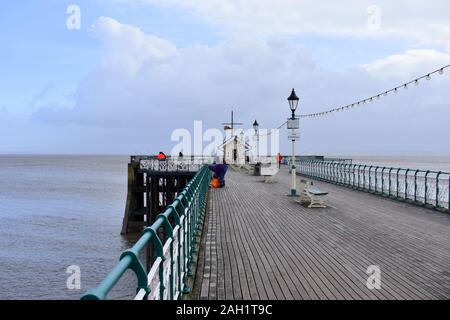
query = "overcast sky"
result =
(1, 0, 449, 155)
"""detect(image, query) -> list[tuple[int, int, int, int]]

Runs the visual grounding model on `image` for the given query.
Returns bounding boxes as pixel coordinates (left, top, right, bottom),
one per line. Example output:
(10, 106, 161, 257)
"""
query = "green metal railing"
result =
(81, 165, 211, 300)
(296, 160, 450, 212)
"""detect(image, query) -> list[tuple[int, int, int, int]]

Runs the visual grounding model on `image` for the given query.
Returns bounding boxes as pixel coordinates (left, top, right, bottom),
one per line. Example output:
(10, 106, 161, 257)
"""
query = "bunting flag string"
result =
(298, 65, 449, 119)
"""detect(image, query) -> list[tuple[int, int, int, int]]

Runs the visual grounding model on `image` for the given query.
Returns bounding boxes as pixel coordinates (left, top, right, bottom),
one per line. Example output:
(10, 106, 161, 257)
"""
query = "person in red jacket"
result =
(157, 152, 167, 160)
(276, 153, 283, 168)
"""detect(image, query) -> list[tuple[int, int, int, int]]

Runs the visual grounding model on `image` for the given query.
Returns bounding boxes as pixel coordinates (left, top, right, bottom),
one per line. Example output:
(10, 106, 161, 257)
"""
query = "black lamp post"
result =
(287, 88, 300, 196)
(253, 120, 259, 161)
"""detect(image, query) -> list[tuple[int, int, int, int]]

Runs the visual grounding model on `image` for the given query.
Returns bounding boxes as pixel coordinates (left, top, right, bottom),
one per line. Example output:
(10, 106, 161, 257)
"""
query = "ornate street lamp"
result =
(253, 120, 259, 161)
(253, 119, 259, 132)
(288, 88, 299, 120)
(287, 88, 300, 196)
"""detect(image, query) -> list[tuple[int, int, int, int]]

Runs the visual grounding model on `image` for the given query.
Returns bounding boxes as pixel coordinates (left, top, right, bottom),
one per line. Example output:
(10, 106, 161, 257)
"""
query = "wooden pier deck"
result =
(192, 167, 450, 300)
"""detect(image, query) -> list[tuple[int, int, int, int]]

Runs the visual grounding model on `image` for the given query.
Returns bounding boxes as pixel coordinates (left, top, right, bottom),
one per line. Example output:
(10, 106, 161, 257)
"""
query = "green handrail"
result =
(81, 165, 211, 300)
(296, 160, 450, 214)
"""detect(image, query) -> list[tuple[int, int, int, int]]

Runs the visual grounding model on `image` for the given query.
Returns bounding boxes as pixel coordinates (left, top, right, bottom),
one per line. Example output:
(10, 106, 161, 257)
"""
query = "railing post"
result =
(436, 172, 442, 208)
(166, 203, 181, 300)
(341, 163, 348, 186)
(329, 162, 333, 181)
(314, 161, 318, 178)
(352, 164, 356, 188)
(347, 164, 351, 186)
(306, 161, 311, 177)
(143, 226, 165, 299)
(120, 249, 149, 298)
(335, 162, 338, 183)
(349, 164, 353, 186)
(405, 169, 410, 200)
(319, 161, 322, 179)
(374, 167, 379, 193)
(424, 170, 431, 206)
(344, 163, 347, 185)
(312, 161, 316, 177)
(185, 186, 193, 267)
(356, 165, 360, 188)
(176, 198, 186, 294)
(333, 162, 339, 184)
(362, 165, 367, 190)
(414, 170, 419, 203)
(155, 213, 174, 300)
(334, 163, 339, 184)
(388, 168, 394, 197)
(359, 165, 363, 189)
(328, 162, 332, 182)
(181, 193, 191, 293)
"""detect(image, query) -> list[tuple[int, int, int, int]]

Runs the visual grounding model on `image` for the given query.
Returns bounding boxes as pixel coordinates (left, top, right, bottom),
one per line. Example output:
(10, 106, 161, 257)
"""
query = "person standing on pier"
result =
(276, 153, 283, 169)
(157, 152, 167, 160)
(208, 161, 229, 188)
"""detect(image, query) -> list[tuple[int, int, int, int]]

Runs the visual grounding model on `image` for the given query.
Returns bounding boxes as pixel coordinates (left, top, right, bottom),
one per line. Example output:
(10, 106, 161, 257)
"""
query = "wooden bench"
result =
(260, 164, 278, 183)
(297, 179, 328, 208)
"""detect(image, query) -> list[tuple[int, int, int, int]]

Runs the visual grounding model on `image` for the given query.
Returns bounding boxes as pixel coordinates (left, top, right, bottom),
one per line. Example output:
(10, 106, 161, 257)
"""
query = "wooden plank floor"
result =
(192, 166, 450, 300)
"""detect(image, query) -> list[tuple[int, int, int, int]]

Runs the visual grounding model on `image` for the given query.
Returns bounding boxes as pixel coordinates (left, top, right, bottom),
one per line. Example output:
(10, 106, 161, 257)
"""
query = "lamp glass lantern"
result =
(253, 120, 259, 133)
(287, 88, 299, 119)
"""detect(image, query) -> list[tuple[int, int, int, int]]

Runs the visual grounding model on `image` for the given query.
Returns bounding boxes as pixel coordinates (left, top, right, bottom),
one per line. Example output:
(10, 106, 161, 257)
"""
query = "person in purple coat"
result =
(208, 162, 229, 188)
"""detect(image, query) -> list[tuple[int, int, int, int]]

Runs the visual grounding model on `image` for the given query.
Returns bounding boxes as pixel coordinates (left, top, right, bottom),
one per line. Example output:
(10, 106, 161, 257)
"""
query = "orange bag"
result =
(211, 177, 221, 188)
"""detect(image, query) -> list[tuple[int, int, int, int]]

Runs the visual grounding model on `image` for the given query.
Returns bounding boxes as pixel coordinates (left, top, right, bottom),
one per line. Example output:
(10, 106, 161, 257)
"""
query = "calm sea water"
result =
(349, 155, 450, 172)
(0, 155, 139, 300)
(1, 155, 450, 300)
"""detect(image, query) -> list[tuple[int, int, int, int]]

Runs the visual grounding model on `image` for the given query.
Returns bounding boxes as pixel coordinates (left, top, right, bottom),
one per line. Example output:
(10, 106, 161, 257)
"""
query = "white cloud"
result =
(91, 16, 178, 75)
(35, 17, 319, 128)
(30, 15, 450, 155)
(129, 0, 450, 49)
(361, 49, 450, 78)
